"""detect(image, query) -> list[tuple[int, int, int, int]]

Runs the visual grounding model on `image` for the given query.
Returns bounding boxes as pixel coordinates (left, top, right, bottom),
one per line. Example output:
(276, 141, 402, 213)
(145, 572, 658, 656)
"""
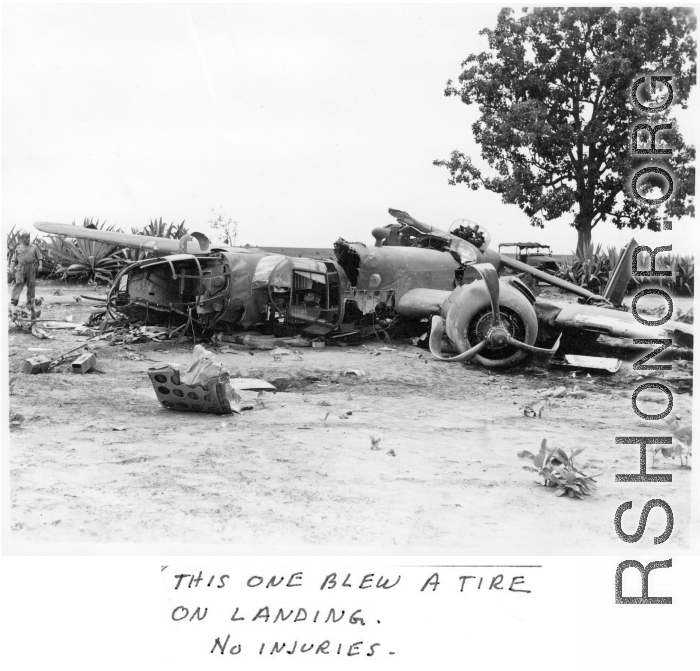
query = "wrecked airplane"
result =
(33, 212, 692, 369)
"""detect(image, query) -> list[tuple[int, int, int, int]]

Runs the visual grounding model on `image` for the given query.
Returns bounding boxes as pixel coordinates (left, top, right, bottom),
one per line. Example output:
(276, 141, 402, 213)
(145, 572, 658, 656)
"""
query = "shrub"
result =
(131, 217, 187, 239)
(43, 235, 125, 284)
(518, 440, 600, 499)
(124, 217, 189, 262)
(556, 243, 610, 294)
(556, 245, 694, 297)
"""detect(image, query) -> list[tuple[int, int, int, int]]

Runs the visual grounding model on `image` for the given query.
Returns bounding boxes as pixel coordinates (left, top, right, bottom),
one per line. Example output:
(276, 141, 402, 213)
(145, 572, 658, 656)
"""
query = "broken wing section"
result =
(535, 298, 693, 348)
(34, 221, 211, 255)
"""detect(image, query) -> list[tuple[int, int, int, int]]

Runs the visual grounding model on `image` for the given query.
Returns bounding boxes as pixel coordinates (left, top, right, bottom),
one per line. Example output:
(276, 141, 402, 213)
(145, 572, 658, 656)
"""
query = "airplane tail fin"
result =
(603, 238, 636, 307)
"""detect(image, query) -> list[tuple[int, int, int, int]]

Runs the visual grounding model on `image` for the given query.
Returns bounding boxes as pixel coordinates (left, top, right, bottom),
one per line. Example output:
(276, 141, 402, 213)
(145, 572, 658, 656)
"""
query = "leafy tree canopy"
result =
(435, 7, 696, 251)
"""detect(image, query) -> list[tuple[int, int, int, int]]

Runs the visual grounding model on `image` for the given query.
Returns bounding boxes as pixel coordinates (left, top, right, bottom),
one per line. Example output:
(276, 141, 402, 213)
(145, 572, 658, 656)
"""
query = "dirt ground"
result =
(6, 282, 694, 554)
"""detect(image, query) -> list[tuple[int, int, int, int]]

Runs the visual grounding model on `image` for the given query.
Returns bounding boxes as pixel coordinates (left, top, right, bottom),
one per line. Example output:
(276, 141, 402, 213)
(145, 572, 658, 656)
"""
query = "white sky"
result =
(2, 3, 696, 253)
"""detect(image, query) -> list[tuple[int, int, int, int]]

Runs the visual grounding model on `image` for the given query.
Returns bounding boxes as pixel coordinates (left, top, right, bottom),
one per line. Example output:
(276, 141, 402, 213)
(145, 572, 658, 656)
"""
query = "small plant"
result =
(208, 208, 238, 246)
(370, 435, 382, 450)
(518, 439, 600, 499)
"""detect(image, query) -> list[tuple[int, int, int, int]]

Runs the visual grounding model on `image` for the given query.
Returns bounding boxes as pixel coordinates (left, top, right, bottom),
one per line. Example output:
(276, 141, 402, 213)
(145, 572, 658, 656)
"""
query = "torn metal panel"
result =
(290, 257, 332, 274)
(229, 378, 277, 391)
(251, 254, 293, 289)
(385, 209, 480, 265)
(217, 252, 269, 329)
(348, 290, 393, 314)
(534, 300, 564, 326)
(148, 366, 235, 414)
(552, 355, 622, 373)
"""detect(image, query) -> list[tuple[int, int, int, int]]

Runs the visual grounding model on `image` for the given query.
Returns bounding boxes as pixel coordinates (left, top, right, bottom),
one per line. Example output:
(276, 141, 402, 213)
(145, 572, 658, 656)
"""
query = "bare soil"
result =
(7, 282, 693, 554)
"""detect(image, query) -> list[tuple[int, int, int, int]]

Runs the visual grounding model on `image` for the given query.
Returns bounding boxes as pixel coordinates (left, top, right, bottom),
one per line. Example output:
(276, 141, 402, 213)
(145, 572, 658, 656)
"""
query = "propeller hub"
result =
(487, 325, 510, 348)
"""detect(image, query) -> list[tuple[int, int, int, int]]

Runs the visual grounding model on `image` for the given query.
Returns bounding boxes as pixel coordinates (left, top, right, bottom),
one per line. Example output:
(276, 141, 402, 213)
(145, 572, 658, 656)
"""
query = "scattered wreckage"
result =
(148, 344, 276, 415)
(33, 212, 693, 370)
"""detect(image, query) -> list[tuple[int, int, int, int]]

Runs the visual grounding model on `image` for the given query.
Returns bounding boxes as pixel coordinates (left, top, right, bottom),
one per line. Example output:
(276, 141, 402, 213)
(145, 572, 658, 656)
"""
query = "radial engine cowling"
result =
(429, 267, 558, 369)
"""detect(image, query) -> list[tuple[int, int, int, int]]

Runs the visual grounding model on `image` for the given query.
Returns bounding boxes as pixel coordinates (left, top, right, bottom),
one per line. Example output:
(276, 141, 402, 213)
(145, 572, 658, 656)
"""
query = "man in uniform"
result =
(10, 232, 43, 306)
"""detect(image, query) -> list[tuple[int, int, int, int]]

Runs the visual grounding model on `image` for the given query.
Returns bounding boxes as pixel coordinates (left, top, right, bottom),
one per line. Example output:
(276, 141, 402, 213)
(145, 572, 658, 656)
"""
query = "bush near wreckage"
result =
(131, 217, 188, 240)
(518, 440, 600, 499)
(43, 235, 125, 284)
(556, 246, 694, 297)
(556, 243, 610, 294)
(124, 217, 189, 262)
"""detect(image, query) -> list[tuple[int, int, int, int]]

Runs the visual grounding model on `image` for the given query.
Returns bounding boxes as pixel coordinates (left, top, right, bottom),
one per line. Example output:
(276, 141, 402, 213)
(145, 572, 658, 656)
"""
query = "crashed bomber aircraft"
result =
(34, 210, 692, 369)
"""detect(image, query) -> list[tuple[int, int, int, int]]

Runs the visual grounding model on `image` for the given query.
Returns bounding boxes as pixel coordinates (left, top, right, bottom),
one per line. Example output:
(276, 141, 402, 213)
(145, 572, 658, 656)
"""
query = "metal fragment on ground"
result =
(148, 365, 238, 414)
(228, 378, 276, 391)
(523, 399, 548, 418)
(22, 356, 52, 374)
(71, 352, 97, 374)
(552, 355, 621, 374)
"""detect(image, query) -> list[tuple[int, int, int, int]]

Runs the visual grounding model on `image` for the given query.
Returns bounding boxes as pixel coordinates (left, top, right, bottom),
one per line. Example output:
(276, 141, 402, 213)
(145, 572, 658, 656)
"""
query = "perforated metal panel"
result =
(148, 366, 232, 414)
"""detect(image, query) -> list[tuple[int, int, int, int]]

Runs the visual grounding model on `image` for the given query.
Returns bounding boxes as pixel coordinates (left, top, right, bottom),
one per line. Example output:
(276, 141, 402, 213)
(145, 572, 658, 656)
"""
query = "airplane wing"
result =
(33, 222, 213, 256)
(536, 297, 693, 348)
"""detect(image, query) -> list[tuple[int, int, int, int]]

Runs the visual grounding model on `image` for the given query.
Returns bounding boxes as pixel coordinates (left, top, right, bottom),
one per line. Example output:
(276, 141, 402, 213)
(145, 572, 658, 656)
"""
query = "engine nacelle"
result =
(442, 278, 539, 368)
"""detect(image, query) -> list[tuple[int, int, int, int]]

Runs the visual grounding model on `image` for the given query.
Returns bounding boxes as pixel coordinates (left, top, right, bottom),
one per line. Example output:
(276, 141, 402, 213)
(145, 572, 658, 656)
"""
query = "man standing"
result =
(10, 232, 43, 306)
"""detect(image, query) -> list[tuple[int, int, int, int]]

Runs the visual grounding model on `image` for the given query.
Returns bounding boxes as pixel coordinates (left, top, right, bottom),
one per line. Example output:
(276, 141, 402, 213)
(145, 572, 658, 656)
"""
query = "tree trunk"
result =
(575, 211, 594, 257)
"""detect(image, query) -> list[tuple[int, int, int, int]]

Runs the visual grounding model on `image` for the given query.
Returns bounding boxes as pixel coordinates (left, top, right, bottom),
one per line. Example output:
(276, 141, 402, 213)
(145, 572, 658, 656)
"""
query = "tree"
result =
(434, 7, 696, 252)
(207, 208, 238, 246)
